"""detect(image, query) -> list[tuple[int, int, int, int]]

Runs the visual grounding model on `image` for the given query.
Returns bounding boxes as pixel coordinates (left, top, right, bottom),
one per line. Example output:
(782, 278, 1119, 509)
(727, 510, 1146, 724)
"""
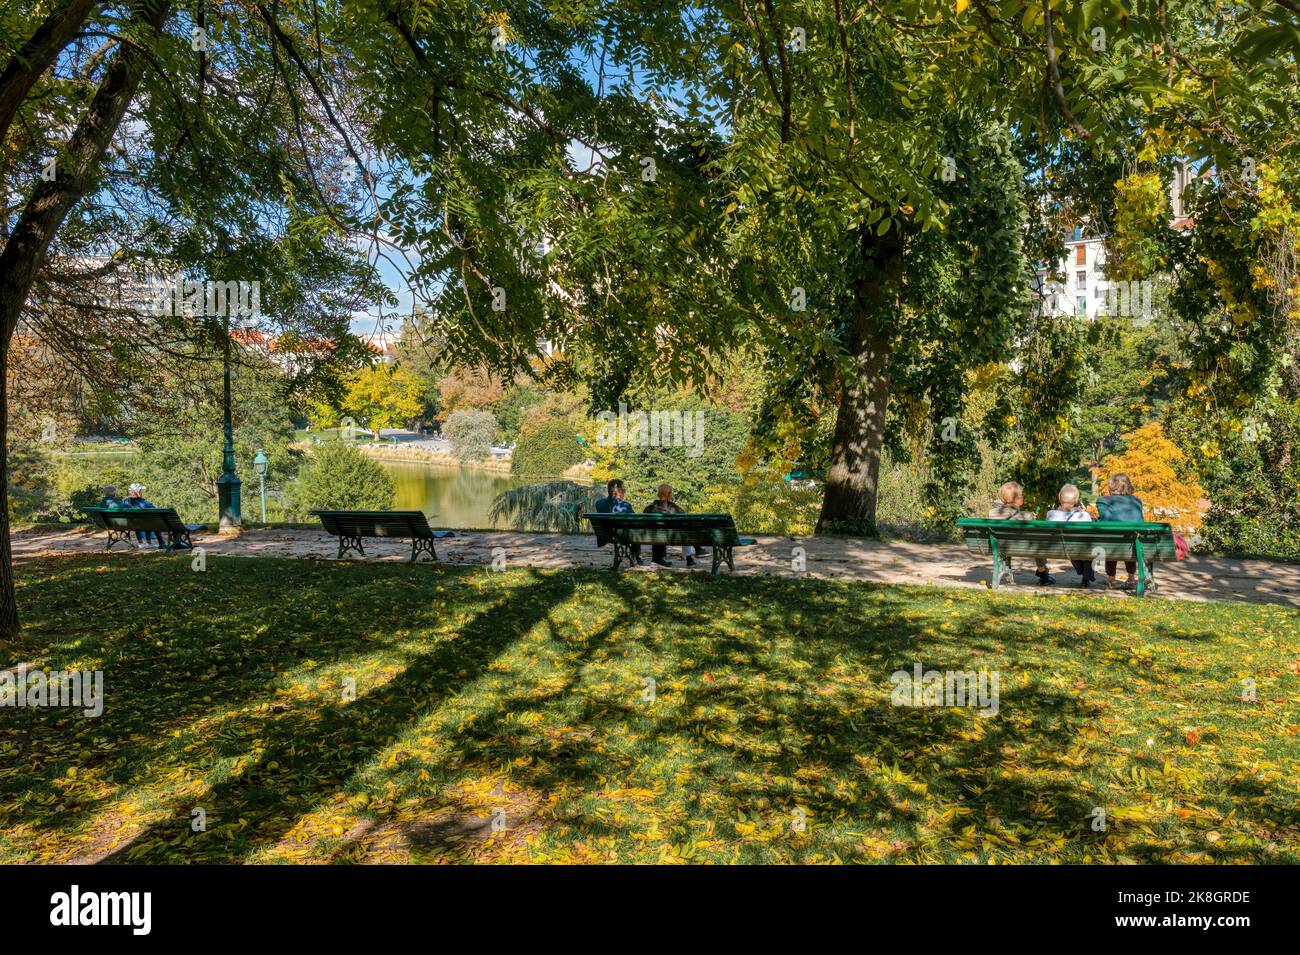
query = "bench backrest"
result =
(584, 512, 743, 547)
(311, 509, 434, 539)
(81, 506, 186, 533)
(956, 517, 1177, 561)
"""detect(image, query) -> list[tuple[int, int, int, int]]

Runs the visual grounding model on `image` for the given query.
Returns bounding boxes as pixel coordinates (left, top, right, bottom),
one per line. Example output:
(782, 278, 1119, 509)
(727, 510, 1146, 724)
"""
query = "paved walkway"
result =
(10, 526, 1299, 608)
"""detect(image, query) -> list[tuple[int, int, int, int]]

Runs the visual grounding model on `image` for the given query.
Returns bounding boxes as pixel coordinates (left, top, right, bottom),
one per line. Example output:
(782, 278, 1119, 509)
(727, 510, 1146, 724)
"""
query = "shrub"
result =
(701, 479, 821, 536)
(445, 410, 497, 463)
(615, 406, 751, 509)
(513, 416, 585, 480)
(1167, 397, 1300, 559)
(52, 453, 134, 522)
(7, 445, 61, 523)
(293, 444, 394, 511)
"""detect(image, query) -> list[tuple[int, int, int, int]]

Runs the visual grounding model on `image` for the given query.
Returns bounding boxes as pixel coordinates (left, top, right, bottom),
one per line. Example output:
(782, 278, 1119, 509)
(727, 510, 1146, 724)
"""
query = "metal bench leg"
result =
(611, 541, 627, 571)
(1135, 538, 1147, 596)
(410, 538, 437, 563)
(711, 547, 722, 575)
(338, 535, 365, 559)
(989, 536, 1005, 589)
(106, 529, 129, 551)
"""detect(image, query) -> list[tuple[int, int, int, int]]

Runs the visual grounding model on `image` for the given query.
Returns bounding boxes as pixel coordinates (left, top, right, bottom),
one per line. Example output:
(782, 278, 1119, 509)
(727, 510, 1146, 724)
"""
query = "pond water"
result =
(381, 462, 528, 529)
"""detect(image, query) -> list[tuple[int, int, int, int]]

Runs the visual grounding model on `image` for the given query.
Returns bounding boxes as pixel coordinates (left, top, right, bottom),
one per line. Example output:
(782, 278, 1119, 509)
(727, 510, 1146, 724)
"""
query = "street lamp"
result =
(216, 314, 241, 529)
(253, 449, 269, 523)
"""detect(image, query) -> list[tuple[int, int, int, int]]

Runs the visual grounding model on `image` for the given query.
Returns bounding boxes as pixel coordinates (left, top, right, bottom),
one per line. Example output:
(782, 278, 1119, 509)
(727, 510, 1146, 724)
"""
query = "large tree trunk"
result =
(815, 227, 904, 536)
(0, 0, 103, 147)
(0, 0, 172, 643)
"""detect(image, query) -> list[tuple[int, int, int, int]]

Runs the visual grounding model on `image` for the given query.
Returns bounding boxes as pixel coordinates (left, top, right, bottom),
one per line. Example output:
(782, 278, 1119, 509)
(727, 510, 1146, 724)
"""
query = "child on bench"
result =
(988, 481, 1055, 586)
(1046, 483, 1096, 587)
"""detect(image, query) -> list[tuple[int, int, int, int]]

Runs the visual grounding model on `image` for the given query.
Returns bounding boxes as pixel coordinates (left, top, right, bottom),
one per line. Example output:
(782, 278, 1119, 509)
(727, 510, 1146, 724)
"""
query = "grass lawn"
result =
(3, 554, 1297, 864)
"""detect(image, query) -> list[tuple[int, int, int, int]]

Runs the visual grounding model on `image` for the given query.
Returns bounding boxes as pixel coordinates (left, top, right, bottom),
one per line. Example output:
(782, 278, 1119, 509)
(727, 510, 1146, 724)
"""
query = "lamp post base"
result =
(217, 475, 242, 531)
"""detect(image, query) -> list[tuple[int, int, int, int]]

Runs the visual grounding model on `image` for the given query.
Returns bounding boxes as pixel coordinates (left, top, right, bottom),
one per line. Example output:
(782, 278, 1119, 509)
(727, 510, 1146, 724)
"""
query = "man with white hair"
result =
(125, 483, 162, 548)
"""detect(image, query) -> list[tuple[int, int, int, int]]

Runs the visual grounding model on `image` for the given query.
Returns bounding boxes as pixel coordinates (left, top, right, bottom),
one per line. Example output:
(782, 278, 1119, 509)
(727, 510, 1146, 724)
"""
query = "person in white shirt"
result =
(1046, 484, 1097, 587)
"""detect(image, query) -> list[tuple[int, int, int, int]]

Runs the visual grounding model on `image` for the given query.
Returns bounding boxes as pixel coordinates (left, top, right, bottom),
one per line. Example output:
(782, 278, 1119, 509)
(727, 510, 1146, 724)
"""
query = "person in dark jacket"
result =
(125, 483, 164, 548)
(642, 483, 708, 567)
(100, 485, 126, 509)
(593, 478, 642, 565)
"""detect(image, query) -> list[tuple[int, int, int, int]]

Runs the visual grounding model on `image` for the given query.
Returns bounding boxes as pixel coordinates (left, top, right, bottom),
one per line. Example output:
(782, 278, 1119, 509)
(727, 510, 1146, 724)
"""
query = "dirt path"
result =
(11, 526, 1299, 608)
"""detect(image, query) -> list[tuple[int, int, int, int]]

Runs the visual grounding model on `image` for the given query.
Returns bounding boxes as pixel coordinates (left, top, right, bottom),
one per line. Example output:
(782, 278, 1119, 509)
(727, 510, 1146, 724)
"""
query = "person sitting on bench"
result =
(988, 481, 1055, 585)
(593, 478, 643, 565)
(125, 483, 166, 549)
(1046, 483, 1096, 588)
(1097, 472, 1147, 590)
(642, 483, 709, 568)
(100, 485, 127, 509)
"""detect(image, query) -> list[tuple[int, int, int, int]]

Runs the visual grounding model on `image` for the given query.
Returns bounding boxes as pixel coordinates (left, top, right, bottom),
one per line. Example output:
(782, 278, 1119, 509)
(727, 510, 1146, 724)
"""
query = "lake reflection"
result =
(381, 462, 526, 529)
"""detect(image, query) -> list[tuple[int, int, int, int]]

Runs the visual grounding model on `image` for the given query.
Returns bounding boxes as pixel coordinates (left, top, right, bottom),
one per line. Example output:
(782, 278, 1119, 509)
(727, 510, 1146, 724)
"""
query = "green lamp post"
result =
(253, 449, 269, 523)
(216, 319, 241, 529)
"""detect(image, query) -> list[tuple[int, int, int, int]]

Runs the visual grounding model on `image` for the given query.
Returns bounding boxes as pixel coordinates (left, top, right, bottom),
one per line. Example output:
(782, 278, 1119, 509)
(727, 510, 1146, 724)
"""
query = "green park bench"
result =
(81, 506, 204, 553)
(311, 509, 454, 562)
(955, 517, 1178, 596)
(584, 512, 757, 576)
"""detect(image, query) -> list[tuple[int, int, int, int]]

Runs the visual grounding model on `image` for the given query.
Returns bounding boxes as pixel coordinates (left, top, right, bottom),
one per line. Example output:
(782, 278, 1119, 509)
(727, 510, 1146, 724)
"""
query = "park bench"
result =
(81, 506, 203, 552)
(956, 517, 1178, 596)
(311, 509, 454, 562)
(584, 512, 757, 576)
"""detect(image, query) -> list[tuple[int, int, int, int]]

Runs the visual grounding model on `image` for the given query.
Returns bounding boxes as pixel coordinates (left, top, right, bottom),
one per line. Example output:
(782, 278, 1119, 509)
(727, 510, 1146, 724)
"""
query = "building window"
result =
(1073, 224, 1084, 241)
(1075, 244, 1087, 266)
(1076, 296, 1087, 317)
(1077, 270, 1087, 290)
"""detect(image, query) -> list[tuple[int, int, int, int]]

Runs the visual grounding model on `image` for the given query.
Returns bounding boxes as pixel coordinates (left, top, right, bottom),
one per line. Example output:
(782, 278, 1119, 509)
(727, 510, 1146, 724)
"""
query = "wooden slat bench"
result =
(956, 517, 1177, 596)
(81, 507, 204, 552)
(584, 512, 757, 576)
(311, 509, 454, 562)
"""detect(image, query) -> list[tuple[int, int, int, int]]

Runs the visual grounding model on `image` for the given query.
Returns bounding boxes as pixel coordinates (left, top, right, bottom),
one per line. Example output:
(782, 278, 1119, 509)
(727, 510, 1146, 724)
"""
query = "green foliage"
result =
(52, 454, 135, 521)
(133, 363, 301, 523)
(292, 444, 394, 512)
(610, 406, 750, 510)
(489, 481, 600, 533)
(700, 479, 821, 537)
(333, 364, 425, 430)
(493, 383, 546, 444)
(1167, 397, 1300, 560)
(5, 445, 61, 523)
(512, 417, 585, 480)
(444, 410, 497, 463)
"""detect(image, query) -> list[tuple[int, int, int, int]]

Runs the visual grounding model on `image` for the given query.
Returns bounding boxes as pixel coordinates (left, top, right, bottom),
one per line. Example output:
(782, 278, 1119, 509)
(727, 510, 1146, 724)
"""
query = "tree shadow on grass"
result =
(336, 574, 1117, 861)
(8, 558, 1295, 864)
(5, 556, 582, 862)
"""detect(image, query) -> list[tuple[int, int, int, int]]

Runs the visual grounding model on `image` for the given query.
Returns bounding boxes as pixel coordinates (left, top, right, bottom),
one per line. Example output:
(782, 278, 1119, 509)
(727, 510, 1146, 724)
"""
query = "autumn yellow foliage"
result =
(1094, 423, 1207, 535)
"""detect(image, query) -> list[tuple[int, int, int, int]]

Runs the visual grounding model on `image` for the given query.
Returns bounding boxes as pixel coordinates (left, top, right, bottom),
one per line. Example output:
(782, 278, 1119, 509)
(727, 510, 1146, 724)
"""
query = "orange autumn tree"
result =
(1095, 423, 1207, 535)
